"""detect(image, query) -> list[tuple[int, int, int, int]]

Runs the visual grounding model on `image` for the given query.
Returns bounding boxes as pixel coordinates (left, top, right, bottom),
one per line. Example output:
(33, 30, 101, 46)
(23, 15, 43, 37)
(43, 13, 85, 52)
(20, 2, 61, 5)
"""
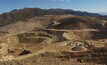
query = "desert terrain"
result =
(0, 8, 107, 65)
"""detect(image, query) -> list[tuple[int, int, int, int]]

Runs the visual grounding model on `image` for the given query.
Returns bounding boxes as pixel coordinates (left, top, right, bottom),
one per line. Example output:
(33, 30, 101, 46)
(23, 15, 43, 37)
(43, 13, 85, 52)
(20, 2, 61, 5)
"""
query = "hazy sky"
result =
(0, 0, 107, 13)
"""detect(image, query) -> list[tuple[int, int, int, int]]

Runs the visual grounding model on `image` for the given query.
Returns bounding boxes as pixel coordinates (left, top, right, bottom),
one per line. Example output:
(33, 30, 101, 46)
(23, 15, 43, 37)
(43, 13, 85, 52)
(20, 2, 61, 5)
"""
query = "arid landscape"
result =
(0, 8, 107, 65)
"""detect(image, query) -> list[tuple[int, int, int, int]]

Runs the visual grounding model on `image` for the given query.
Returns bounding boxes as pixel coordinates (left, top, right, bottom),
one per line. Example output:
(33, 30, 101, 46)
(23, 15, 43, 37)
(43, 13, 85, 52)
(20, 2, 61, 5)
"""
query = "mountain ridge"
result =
(0, 8, 102, 27)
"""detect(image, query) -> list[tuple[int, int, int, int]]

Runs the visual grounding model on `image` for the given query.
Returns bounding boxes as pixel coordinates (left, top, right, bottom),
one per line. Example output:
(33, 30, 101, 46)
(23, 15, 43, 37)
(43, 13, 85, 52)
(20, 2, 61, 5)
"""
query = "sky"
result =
(0, 0, 107, 14)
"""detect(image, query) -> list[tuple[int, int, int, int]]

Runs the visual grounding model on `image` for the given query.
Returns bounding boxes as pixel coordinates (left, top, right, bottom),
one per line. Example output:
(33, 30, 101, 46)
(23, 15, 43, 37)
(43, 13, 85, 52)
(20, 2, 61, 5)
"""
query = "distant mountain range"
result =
(0, 8, 103, 27)
(99, 12, 107, 15)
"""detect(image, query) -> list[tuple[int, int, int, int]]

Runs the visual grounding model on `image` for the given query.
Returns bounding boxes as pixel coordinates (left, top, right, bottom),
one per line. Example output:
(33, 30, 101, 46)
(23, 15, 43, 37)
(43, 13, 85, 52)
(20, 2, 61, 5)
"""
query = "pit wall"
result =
(17, 33, 45, 43)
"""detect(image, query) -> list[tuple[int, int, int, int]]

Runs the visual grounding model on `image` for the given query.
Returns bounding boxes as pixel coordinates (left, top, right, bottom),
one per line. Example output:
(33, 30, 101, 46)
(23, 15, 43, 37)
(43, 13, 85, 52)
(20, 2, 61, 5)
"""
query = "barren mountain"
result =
(48, 16, 106, 29)
(0, 8, 102, 27)
(0, 8, 107, 65)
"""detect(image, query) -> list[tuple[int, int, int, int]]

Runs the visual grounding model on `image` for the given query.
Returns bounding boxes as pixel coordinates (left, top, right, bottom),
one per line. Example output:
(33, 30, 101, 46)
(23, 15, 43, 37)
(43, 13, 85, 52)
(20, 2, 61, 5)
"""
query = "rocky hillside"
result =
(48, 16, 106, 30)
(0, 8, 102, 27)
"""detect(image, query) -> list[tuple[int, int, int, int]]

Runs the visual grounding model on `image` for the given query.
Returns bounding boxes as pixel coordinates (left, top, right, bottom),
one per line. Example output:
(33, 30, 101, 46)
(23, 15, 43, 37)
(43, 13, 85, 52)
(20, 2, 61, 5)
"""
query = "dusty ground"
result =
(0, 15, 107, 65)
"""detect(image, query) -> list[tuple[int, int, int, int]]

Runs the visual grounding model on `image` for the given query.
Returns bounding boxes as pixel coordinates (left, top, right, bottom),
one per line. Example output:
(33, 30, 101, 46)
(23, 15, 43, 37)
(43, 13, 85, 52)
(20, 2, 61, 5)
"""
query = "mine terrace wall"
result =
(58, 47, 107, 64)
(17, 33, 45, 43)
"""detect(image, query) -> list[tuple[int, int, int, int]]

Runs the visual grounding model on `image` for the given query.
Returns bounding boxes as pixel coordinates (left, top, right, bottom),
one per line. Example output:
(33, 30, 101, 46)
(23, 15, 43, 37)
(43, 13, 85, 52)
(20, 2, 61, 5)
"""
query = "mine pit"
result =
(0, 15, 107, 65)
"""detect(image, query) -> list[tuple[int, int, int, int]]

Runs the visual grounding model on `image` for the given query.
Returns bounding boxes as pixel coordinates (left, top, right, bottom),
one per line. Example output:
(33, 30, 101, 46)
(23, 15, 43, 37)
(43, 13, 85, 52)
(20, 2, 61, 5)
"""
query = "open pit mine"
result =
(0, 14, 107, 65)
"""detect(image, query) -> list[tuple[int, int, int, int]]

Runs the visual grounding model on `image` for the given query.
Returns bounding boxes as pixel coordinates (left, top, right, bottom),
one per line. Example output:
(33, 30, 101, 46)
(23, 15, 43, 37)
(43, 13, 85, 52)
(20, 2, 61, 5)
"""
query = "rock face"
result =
(71, 45, 88, 51)
(19, 50, 31, 56)
(63, 31, 92, 40)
